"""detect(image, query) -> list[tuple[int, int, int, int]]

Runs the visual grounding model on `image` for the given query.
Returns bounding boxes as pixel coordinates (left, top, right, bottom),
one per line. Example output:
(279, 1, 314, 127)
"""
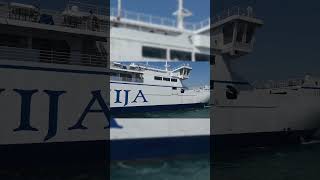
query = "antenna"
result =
(173, 0, 192, 30)
(165, 61, 170, 71)
(117, 0, 122, 18)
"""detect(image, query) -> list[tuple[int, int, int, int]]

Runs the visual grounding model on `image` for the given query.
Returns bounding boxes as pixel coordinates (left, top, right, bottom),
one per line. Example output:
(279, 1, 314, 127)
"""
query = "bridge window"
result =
(163, 77, 170, 81)
(223, 22, 234, 45)
(210, 80, 214, 90)
(172, 87, 177, 90)
(171, 78, 178, 82)
(142, 46, 167, 59)
(195, 53, 210, 61)
(210, 56, 216, 65)
(154, 76, 162, 81)
(120, 74, 132, 81)
(170, 50, 192, 61)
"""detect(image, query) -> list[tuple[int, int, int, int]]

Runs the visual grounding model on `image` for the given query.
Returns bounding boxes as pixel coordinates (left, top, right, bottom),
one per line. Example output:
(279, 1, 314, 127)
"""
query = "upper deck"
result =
(110, 7, 210, 32)
(110, 6, 259, 33)
(0, 1, 108, 39)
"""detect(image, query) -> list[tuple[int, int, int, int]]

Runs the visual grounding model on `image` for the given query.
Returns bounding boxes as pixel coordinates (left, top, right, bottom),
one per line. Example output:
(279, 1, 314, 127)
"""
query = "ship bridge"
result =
(171, 65, 192, 80)
(210, 6, 263, 57)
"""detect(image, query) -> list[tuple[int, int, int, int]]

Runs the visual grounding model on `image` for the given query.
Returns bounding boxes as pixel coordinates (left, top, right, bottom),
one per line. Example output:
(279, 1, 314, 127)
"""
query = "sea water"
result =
(110, 155, 210, 180)
(4, 143, 320, 179)
(213, 143, 320, 180)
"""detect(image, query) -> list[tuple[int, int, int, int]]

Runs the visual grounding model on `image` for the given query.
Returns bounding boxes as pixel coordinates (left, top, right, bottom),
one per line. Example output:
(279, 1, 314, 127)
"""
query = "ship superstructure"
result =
(110, 0, 210, 62)
(210, 6, 320, 148)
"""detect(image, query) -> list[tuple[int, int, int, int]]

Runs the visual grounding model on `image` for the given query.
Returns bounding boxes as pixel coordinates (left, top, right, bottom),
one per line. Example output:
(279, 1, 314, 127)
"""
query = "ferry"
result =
(211, 6, 320, 149)
(0, 0, 211, 162)
(109, 0, 211, 160)
(0, 1, 109, 163)
(110, 61, 210, 114)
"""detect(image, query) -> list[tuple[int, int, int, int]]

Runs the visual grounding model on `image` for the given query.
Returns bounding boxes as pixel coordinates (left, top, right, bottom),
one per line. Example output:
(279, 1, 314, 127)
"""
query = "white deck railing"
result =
(110, 6, 256, 31)
(0, 46, 108, 67)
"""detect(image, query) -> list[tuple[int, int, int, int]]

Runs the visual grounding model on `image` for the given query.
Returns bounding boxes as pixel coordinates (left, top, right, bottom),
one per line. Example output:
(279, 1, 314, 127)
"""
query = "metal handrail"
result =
(0, 46, 108, 67)
(110, 6, 256, 31)
(0, 1, 108, 33)
(212, 6, 256, 24)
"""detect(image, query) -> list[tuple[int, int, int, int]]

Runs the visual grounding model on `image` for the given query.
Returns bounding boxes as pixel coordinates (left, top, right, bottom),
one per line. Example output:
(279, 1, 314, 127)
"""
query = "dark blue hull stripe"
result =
(213, 129, 316, 151)
(111, 136, 210, 161)
(111, 130, 316, 160)
(111, 103, 206, 114)
(0, 140, 108, 166)
(0, 130, 316, 163)
(111, 81, 182, 88)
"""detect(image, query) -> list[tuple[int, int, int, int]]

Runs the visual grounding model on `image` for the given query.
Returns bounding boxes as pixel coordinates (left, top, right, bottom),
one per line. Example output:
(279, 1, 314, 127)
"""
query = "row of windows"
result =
(142, 46, 210, 61)
(110, 72, 144, 83)
(154, 76, 178, 82)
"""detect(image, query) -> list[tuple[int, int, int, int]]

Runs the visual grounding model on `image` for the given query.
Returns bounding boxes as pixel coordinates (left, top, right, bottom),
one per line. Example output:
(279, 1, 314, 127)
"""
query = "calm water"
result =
(115, 107, 210, 118)
(110, 155, 210, 180)
(213, 142, 320, 180)
(2, 143, 320, 179)
(111, 142, 320, 180)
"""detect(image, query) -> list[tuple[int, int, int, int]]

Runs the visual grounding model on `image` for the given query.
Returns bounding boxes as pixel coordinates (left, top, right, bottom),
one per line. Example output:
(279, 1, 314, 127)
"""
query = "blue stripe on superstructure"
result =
(111, 103, 206, 114)
(110, 81, 183, 88)
(0, 64, 110, 75)
(211, 80, 250, 85)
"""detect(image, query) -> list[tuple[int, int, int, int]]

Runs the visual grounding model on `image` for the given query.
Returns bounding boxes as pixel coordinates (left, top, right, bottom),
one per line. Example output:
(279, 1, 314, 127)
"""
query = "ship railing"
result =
(110, 7, 212, 31)
(0, 46, 108, 67)
(110, 76, 143, 83)
(67, 1, 107, 17)
(111, 6, 256, 31)
(110, 8, 178, 29)
(212, 6, 256, 24)
(0, 1, 108, 33)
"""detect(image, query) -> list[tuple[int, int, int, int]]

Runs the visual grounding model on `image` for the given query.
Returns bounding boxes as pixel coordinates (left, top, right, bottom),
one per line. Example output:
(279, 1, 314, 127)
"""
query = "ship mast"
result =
(173, 0, 192, 30)
(117, 0, 122, 18)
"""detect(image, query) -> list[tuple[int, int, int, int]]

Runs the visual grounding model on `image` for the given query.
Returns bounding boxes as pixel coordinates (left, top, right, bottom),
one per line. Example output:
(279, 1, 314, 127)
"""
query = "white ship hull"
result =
(212, 84, 320, 149)
(110, 80, 210, 114)
(0, 60, 111, 163)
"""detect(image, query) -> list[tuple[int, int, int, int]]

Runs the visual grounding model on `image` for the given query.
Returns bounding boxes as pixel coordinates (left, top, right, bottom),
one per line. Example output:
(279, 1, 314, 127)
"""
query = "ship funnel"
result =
(173, 0, 192, 30)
